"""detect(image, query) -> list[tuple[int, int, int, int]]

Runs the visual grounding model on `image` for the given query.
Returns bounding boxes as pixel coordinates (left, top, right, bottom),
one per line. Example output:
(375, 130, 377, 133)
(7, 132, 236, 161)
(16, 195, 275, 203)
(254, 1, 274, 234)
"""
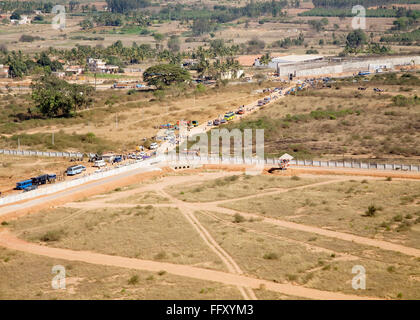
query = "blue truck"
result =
(16, 179, 33, 190)
(15, 174, 56, 191)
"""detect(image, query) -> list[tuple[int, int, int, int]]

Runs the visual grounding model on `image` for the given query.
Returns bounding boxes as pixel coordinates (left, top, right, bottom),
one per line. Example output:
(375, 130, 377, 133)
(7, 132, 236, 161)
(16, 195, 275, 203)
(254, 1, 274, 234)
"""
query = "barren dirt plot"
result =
(165, 174, 329, 202)
(0, 247, 241, 300)
(9, 206, 226, 271)
(108, 191, 170, 205)
(194, 211, 420, 299)
(221, 179, 420, 247)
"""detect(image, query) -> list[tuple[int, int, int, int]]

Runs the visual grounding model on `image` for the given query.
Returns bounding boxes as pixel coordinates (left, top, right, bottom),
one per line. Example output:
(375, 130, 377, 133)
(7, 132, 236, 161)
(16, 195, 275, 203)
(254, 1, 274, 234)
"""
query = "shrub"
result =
(263, 252, 278, 260)
(40, 229, 65, 242)
(393, 214, 403, 222)
(128, 275, 139, 285)
(233, 213, 245, 223)
(364, 205, 377, 217)
(154, 251, 167, 260)
(291, 175, 300, 181)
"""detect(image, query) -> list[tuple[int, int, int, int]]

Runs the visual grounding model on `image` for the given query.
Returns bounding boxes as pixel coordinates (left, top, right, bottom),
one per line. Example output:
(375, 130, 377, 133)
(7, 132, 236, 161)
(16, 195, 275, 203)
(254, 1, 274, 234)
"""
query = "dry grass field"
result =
(221, 178, 420, 247)
(0, 247, 241, 300)
(165, 174, 328, 202)
(0, 169, 418, 299)
(9, 206, 226, 271)
(194, 210, 420, 299)
(0, 82, 269, 152)
(225, 81, 420, 163)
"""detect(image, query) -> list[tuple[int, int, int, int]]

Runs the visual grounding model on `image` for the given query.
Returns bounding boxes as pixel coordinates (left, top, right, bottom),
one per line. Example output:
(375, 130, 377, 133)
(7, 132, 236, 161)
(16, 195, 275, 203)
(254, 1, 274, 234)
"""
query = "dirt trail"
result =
(64, 174, 420, 258)
(199, 205, 420, 258)
(0, 230, 378, 300)
(155, 188, 257, 300)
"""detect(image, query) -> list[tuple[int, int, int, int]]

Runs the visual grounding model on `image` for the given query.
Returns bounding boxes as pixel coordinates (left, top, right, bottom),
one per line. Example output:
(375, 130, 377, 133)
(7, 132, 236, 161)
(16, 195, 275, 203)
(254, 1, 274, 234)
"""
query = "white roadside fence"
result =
(1, 154, 419, 207)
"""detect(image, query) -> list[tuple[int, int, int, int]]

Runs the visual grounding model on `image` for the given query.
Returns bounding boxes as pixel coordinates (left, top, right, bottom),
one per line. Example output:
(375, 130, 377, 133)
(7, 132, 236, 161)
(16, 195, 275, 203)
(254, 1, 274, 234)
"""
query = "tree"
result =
(192, 18, 212, 36)
(69, 1, 79, 12)
(10, 10, 21, 20)
(259, 53, 271, 65)
(167, 35, 180, 53)
(80, 19, 94, 30)
(346, 29, 367, 50)
(143, 64, 191, 89)
(106, 0, 150, 13)
(31, 75, 93, 117)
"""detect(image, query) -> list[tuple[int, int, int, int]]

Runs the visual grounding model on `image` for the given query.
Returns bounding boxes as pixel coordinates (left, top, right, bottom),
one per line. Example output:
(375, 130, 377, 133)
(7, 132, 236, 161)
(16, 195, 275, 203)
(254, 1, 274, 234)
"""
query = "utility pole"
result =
(17, 137, 20, 150)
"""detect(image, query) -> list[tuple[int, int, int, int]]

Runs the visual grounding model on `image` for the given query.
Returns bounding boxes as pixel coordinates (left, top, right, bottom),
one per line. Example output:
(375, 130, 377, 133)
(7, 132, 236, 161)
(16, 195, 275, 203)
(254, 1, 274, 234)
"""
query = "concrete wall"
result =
(275, 55, 420, 77)
(0, 149, 83, 158)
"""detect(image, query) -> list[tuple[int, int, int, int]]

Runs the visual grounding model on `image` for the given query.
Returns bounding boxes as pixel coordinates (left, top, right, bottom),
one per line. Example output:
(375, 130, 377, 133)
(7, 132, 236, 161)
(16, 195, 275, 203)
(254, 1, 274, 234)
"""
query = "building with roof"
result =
(0, 64, 9, 78)
(87, 58, 119, 74)
(255, 54, 324, 70)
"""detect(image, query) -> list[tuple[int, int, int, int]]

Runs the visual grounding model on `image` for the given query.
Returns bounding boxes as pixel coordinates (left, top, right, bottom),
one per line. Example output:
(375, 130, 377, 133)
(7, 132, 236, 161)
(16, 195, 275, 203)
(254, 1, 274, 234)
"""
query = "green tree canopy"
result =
(143, 64, 191, 89)
(346, 29, 367, 49)
(31, 75, 93, 118)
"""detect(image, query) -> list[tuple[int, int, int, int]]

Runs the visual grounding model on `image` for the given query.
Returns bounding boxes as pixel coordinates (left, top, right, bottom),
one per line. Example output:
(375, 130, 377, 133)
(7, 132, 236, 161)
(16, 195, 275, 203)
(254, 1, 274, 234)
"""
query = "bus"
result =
(224, 112, 235, 121)
(66, 165, 86, 176)
(16, 179, 33, 190)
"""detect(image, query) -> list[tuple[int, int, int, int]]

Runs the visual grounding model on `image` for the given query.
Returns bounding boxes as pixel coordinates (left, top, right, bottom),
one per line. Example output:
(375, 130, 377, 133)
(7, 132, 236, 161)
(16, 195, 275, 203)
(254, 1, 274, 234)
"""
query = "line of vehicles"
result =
(15, 174, 57, 192)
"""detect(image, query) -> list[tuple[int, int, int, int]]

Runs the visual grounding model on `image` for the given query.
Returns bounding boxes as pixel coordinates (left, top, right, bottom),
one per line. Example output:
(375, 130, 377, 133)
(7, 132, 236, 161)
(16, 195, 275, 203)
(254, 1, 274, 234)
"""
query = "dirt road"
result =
(0, 230, 378, 300)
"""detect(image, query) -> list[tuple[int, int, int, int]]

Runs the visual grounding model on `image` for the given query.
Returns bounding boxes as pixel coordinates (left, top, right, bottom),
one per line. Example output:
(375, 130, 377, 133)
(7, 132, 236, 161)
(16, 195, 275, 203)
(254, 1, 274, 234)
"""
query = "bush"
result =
(233, 213, 245, 223)
(128, 275, 139, 285)
(263, 252, 278, 260)
(19, 34, 43, 42)
(154, 251, 167, 260)
(364, 205, 377, 217)
(393, 214, 403, 222)
(40, 229, 65, 242)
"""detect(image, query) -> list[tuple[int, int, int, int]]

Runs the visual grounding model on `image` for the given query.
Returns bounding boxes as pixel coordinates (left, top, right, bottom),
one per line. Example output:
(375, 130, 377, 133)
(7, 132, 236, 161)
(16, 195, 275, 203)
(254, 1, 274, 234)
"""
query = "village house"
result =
(0, 64, 9, 78)
(87, 58, 119, 74)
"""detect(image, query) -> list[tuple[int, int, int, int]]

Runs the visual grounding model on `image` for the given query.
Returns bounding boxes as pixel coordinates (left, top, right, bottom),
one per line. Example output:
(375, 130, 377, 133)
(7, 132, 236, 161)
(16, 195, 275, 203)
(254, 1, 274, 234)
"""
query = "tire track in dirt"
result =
(156, 189, 257, 300)
(197, 205, 420, 258)
(0, 230, 379, 300)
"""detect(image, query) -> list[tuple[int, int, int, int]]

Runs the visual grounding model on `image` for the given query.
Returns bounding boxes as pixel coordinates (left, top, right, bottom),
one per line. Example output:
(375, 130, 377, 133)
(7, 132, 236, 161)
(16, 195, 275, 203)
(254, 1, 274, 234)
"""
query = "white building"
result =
(255, 54, 324, 70)
(0, 64, 9, 78)
(11, 15, 31, 25)
(87, 58, 119, 74)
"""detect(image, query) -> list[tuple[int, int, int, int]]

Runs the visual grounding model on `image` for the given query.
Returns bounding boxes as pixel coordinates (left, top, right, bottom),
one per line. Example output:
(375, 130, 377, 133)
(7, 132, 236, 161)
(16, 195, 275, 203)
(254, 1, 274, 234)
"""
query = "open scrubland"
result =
(225, 75, 420, 163)
(0, 169, 418, 300)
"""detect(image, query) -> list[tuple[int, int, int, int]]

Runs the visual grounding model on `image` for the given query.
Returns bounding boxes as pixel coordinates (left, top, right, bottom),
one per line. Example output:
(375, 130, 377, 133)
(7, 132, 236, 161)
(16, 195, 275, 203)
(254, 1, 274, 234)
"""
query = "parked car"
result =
(94, 159, 106, 168)
(213, 119, 220, 126)
(113, 156, 123, 163)
(149, 142, 158, 150)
